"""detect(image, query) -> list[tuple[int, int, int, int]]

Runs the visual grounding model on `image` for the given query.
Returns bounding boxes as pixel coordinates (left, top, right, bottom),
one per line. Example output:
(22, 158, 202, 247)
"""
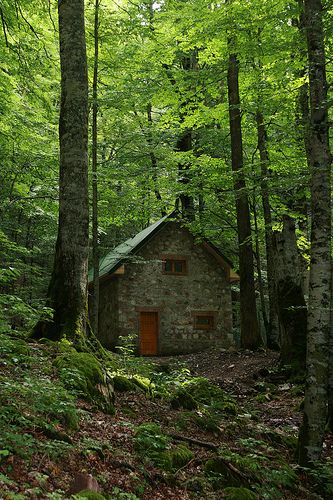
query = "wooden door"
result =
(140, 311, 158, 355)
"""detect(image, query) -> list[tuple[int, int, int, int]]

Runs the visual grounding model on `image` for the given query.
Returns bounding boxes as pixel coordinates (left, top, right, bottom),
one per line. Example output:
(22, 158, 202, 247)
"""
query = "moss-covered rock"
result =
(132, 375, 152, 393)
(113, 375, 137, 392)
(205, 458, 231, 475)
(185, 476, 208, 493)
(54, 349, 114, 414)
(223, 487, 259, 500)
(170, 388, 198, 410)
(193, 413, 221, 433)
(212, 400, 238, 416)
(162, 444, 194, 471)
(184, 378, 226, 405)
(54, 350, 104, 393)
(204, 458, 243, 488)
(170, 377, 238, 417)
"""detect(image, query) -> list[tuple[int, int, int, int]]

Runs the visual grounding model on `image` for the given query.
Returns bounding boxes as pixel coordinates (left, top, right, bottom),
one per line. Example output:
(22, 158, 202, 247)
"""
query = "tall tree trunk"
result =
(251, 192, 268, 338)
(176, 128, 195, 221)
(91, 0, 100, 336)
(227, 52, 261, 349)
(328, 259, 333, 431)
(163, 53, 196, 221)
(297, 0, 331, 466)
(32, 0, 89, 343)
(274, 215, 307, 370)
(146, 103, 166, 216)
(256, 111, 280, 350)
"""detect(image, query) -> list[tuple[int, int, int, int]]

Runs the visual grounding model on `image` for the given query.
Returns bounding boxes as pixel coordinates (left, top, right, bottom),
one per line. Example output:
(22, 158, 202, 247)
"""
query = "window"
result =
(193, 312, 216, 330)
(162, 257, 187, 275)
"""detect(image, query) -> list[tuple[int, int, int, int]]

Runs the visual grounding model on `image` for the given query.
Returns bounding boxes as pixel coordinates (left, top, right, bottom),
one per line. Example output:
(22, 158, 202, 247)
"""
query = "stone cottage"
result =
(89, 214, 238, 355)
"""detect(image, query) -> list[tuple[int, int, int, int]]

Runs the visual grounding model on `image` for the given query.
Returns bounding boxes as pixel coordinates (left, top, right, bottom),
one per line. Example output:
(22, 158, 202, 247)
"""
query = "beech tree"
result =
(91, 0, 101, 336)
(227, 50, 261, 349)
(297, 0, 332, 466)
(33, 0, 89, 342)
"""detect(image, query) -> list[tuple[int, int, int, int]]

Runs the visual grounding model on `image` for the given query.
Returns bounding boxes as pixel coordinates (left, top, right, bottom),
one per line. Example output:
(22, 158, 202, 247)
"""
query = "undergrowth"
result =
(0, 332, 331, 499)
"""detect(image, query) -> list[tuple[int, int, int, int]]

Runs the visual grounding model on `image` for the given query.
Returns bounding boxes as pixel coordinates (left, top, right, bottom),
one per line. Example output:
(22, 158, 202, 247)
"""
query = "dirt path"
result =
(151, 348, 279, 392)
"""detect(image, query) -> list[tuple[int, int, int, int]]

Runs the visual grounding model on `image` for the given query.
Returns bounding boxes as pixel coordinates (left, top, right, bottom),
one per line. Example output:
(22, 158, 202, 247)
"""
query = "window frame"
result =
(192, 311, 217, 331)
(161, 255, 188, 276)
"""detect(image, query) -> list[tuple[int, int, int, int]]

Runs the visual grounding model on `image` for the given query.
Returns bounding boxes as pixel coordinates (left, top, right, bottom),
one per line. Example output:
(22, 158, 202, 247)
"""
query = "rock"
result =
(185, 476, 207, 492)
(162, 444, 194, 470)
(68, 473, 101, 496)
(257, 367, 270, 377)
(112, 375, 137, 392)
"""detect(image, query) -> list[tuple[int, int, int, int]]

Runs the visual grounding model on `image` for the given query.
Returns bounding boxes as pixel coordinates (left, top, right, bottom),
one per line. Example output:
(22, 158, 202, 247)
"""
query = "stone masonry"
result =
(96, 221, 234, 355)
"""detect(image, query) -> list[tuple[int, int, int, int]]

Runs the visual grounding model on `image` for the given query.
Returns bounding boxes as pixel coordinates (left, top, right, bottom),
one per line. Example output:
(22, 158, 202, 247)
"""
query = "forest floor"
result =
(0, 336, 332, 500)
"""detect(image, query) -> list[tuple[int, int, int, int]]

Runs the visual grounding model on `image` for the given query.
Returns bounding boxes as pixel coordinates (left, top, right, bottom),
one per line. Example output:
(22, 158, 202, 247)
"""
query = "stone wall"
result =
(114, 222, 234, 354)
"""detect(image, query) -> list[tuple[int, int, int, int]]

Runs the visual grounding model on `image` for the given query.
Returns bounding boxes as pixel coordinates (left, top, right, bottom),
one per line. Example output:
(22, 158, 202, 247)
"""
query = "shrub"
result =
(170, 388, 198, 410)
(224, 487, 259, 500)
(134, 423, 170, 467)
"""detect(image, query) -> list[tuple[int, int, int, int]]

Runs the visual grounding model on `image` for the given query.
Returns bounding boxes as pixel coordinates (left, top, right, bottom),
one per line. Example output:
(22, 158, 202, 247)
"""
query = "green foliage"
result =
(170, 376, 238, 420)
(73, 491, 106, 500)
(183, 377, 227, 405)
(223, 487, 259, 500)
(213, 445, 299, 498)
(134, 422, 194, 472)
(109, 487, 139, 499)
(0, 333, 32, 365)
(308, 460, 333, 497)
(204, 457, 242, 489)
(170, 388, 198, 410)
(193, 412, 222, 433)
(0, 334, 77, 460)
(77, 437, 111, 460)
(134, 423, 170, 467)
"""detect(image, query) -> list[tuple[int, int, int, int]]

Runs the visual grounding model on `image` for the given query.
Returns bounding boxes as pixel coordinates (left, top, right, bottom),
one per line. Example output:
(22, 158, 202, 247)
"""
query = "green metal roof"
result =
(89, 212, 236, 283)
(89, 213, 170, 282)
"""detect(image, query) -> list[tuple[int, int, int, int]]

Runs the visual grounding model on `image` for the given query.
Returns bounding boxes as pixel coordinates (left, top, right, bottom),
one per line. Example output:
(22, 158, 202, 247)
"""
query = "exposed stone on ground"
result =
(68, 473, 101, 495)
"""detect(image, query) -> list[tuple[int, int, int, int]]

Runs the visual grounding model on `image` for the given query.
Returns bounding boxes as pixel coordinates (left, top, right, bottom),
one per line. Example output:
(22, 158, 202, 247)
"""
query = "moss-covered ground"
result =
(0, 333, 332, 499)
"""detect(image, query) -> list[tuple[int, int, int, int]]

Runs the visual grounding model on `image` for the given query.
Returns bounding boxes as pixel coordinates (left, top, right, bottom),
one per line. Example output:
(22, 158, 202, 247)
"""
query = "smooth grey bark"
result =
(32, 0, 89, 342)
(274, 216, 307, 370)
(256, 111, 280, 350)
(227, 52, 261, 349)
(297, 0, 332, 466)
(251, 190, 269, 338)
(91, 0, 100, 337)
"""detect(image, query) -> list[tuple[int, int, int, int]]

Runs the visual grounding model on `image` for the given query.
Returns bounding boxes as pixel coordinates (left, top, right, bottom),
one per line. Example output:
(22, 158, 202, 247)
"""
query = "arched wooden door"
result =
(139, 311, 158, 355)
